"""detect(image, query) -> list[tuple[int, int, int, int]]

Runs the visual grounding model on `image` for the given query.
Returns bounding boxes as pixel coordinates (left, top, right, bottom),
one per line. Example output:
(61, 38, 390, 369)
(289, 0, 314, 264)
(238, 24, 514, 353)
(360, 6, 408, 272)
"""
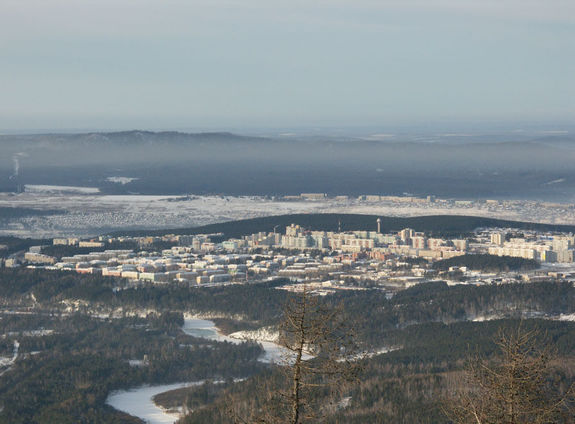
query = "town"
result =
(4, 219, 575, 294)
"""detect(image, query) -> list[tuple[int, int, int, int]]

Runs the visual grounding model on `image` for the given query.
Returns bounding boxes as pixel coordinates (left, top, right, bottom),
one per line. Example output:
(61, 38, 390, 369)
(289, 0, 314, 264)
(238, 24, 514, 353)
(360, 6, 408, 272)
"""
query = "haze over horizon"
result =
(2, 0, 574, 131)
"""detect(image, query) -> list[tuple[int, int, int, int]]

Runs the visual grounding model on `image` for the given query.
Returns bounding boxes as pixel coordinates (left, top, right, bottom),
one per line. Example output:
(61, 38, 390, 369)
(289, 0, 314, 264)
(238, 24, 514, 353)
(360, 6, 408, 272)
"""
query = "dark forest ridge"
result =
(110, 213, 575, 239)
(2, 130, 575, 200)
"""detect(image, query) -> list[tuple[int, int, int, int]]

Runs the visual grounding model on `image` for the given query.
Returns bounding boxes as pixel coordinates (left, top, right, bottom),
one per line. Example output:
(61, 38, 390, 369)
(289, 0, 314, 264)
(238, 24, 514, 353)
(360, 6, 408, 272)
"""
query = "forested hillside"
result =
(0, 268, 573, 423)
(111, 213, 575, 238)
(433, 254, 539, 272)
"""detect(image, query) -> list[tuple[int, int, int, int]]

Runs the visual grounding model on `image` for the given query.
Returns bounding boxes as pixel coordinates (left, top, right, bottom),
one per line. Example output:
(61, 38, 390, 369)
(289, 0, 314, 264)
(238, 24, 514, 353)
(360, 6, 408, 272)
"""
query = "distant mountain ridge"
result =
(2, 130, 575, 200)
(0, 130, 272, 147)
(1, 130, 574, 158)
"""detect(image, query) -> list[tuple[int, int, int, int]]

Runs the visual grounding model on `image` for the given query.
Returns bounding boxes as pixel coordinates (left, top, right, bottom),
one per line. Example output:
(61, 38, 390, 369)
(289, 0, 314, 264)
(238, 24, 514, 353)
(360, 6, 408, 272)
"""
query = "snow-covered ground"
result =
(1, 192, 573, 238)
(228, 327, 279, 343)
(0, 340, 19, 376)
(226, 327, 293, 363)
(182, 317, 305, 364)
(556, 313, 575, 322)
(106, 177, 139, 185)
(0, 193, 329, 237)
(471, 312, 575, 322)
(24, 185, 100, 194)
(5, 329, 53, 337)
(472, 315, 504, 322)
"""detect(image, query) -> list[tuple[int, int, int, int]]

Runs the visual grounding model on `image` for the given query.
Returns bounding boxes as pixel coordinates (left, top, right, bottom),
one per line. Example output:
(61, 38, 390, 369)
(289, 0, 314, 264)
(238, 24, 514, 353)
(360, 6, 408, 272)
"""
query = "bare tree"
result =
(230, 285, 361, 424)
(279, 285, 360, 423)
(444, 325, 574, 424)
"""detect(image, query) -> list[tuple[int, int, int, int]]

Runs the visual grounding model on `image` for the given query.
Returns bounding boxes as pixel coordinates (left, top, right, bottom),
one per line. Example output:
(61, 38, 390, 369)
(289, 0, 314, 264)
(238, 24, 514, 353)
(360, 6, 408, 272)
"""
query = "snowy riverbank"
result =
(105, 317, 288, 423)
(181, 316, 288, 363)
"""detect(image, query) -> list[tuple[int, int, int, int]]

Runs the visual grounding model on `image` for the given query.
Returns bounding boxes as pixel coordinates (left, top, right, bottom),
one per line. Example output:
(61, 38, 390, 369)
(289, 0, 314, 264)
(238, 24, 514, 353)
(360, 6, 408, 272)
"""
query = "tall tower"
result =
(377, 218, 381, 233)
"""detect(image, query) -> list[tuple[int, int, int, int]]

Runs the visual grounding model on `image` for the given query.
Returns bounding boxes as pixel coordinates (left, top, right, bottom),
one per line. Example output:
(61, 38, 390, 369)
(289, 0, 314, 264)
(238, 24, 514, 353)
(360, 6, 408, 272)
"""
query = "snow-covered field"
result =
(24, 185, 101, 194)
(1, 192, 572, 238)
(0, 193, 329, 237)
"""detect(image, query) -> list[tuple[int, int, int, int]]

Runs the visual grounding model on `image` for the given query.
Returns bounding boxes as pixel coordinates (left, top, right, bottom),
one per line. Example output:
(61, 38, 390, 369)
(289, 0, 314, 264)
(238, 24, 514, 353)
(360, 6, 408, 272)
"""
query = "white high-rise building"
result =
(490, 232, 505, 246)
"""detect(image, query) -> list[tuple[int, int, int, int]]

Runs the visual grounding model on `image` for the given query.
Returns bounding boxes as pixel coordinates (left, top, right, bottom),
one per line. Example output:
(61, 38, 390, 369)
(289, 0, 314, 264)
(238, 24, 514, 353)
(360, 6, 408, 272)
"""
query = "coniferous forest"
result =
(0, 267, 573, 423)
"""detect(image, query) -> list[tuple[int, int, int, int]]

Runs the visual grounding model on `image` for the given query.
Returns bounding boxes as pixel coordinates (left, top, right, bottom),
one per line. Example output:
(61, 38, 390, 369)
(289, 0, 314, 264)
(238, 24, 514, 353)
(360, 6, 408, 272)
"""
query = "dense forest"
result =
(433, 254, 539, 272)
(0, 312, 263, 424)
(1, 269, 573, 336)
(0, 207, 62, 220)
(179, 319, 575, 424)
(0, 267, 573, 423)
(0, 236, 51, 258)
(40, 242, 138, 259)
(110, 213, 575, 239)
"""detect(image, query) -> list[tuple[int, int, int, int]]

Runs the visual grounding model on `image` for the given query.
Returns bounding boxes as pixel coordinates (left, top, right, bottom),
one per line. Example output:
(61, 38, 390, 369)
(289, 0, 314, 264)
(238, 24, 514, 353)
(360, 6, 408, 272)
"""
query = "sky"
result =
(1, 0, 574, 131)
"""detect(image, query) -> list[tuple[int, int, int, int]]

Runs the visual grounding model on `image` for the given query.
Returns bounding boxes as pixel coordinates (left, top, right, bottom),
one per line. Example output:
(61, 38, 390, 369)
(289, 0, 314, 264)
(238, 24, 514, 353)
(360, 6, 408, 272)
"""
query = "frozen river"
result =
(106, 381, 203, 424)
(181, 317, 286, 363)
(181, 317, 240, 344)
(106, 317, 285, 424)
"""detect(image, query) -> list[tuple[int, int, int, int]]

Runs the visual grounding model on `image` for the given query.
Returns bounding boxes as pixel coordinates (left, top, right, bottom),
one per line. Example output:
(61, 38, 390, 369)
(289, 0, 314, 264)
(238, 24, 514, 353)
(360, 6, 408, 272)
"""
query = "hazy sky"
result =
(1, 0, 574, 130)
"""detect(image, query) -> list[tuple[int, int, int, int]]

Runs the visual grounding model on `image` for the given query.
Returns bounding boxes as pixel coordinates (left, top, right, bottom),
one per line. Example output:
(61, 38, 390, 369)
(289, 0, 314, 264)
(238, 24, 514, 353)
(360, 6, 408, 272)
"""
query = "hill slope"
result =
(110, 213, 575, 238)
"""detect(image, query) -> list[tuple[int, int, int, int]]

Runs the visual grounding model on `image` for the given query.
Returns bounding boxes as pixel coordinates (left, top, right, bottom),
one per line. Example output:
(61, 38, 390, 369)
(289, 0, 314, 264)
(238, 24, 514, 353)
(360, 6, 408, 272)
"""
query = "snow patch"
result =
(228, 327, 279, 343)
(338, 396, 352, 409)
(472, 315, 503, 322)
(556, 313, 575, 322)
(543, 178, 566, 186)
(25, 185, 100, 194)
(0, 340, 19, 376)
(106, 177, 139, 185)
(5, 329, 53, 337)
